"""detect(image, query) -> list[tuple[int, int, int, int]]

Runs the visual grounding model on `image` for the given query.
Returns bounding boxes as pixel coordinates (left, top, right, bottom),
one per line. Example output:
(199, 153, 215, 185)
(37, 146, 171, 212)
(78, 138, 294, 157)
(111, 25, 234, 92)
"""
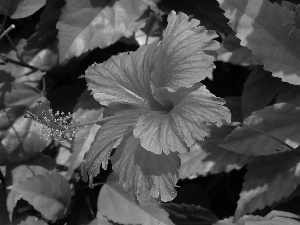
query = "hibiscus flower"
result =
(81, 11, 231, 204)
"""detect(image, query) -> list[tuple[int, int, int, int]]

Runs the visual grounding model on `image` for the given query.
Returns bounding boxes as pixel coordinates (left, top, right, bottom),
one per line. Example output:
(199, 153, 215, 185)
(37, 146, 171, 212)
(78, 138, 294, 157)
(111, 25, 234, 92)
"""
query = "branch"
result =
(0, 24, 15, 40)
(0, 54, 44, 72)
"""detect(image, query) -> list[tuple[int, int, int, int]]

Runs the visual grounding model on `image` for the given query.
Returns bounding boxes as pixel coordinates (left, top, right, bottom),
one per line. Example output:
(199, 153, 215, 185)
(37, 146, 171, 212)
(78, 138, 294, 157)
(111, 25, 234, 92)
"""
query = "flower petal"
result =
(151, 11, 220, 91)
(133, 85, 231, 154)
(111, 134, 180, 204)
(85, 42, 158, 107)
(81, 111, 144, 187)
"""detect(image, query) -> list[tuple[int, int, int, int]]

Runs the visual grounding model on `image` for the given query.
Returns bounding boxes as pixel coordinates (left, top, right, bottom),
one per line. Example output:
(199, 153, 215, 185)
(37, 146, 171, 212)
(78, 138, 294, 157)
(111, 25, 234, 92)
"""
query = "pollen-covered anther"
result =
(25, 101, 82, 143)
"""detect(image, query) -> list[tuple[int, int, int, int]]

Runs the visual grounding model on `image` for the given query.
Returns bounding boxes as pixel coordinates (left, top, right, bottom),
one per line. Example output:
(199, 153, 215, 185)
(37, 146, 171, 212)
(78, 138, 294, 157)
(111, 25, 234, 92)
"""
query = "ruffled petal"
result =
(85, 42, 158, 108)
(134, 84, 231, 154)
(150, 11, 220, 91)
(81, 111, 145, 187)
(111, 134, 180, 204)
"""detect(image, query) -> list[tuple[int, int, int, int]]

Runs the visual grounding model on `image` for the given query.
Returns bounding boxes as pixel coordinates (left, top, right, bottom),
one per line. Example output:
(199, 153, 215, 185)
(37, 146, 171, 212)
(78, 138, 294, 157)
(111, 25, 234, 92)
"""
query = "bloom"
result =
(81, 11, 231, 204)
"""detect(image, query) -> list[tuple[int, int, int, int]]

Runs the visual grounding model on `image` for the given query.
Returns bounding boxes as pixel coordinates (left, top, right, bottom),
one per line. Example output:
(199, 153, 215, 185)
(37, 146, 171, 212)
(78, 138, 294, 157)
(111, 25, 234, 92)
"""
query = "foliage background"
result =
(1, 0, 300, 224)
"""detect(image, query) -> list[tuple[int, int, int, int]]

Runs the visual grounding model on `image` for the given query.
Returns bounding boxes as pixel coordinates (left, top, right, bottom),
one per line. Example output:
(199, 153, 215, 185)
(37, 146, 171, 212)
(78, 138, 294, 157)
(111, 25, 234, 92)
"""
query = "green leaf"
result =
(179, 125, 251, 179)
(281, 2, 298, 11)
(224, 96, 243, 122)
(160, 0, 232, 36)
(179, 94, 246, 179)
(97, 181, 175, 225)
(234, 152, 300, 220)
(67, 90, 104, 178)
(0, 83, 49, 164)
(25, 0, 64, 53)
(18, 216, 48, 225)
(215, 211, 300, 225)
(56, 0, 149, 63)
(217, 0, 300, 85)
(0, 0, 46, 19)
(6, 165, 50, 220)
(88, 214, 113, 225)
(276, 82, 300, 107)
(0, 189, 9, 225)
(0, 39, 45, 87)
(161, 203, 218, 225)
(217, 33, 258, 66)
(220, 103, 300, 156)
(111, 133, 180, 204)
(8, 172, 72, 221)
(241, 67, 283, 118)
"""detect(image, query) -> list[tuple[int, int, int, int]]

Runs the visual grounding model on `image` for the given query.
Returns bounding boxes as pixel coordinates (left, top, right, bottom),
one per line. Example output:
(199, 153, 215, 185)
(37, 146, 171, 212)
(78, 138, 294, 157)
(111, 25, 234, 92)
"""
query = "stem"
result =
(66, 114, 123, 130)
(3, 108, 25, 153)
(42, 76, 46, 95)
(6, 33, 18, 52)
(0, 15, 7, 34)
(0, 54, 43, 71)
(0, 24, 15, 41)
(225, 122, 295, 151)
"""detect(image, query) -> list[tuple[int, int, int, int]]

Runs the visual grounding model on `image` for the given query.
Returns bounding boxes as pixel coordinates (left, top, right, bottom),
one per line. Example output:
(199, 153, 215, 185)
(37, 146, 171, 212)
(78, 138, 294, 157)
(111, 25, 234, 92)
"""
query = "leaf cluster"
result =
(0, 0, 300, 225)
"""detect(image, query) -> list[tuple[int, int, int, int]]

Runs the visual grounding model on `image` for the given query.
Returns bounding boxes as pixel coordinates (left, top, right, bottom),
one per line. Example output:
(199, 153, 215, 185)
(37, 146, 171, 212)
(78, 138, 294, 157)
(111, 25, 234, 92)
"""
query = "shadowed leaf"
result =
(217, 0, 300, 85)
(8, 172, 72, 221)
(98, 180, 175, 225)
(57, 0, 149, 63)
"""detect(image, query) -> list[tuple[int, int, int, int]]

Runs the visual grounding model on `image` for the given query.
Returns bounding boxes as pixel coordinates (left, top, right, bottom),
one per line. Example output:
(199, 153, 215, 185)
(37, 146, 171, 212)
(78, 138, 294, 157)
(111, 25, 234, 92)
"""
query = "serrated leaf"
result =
(220, 103, 300, 156)
(217, 0, 300, 85)
(179, 125, 251, 179)
(57, 0, 149, 63)
(111, 133, 180, 204)
(6, 165, 50, 220)
(89, 213, 114, 225)
(281, 1, 298, 11)
(241, 66, 283, 118)
(217, 33, 258, 66)
(161, 0, 232, 36)
(249, 218, 300, 225)
(0, 0, 46, 19)
(234, 152, 300, 220)
(179, 97, 248, 179)
(18, 216, 48, 225)
(0, 83, 49, 164)
(161, 203, 218, 225)
(8, 172, 72, 221)
(20, 0, 60, 77)
(68, 90, 104, 178)
(214, 211, 300, 225)
(276, 82, 300, 107)
(98, 181, 175, 225)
